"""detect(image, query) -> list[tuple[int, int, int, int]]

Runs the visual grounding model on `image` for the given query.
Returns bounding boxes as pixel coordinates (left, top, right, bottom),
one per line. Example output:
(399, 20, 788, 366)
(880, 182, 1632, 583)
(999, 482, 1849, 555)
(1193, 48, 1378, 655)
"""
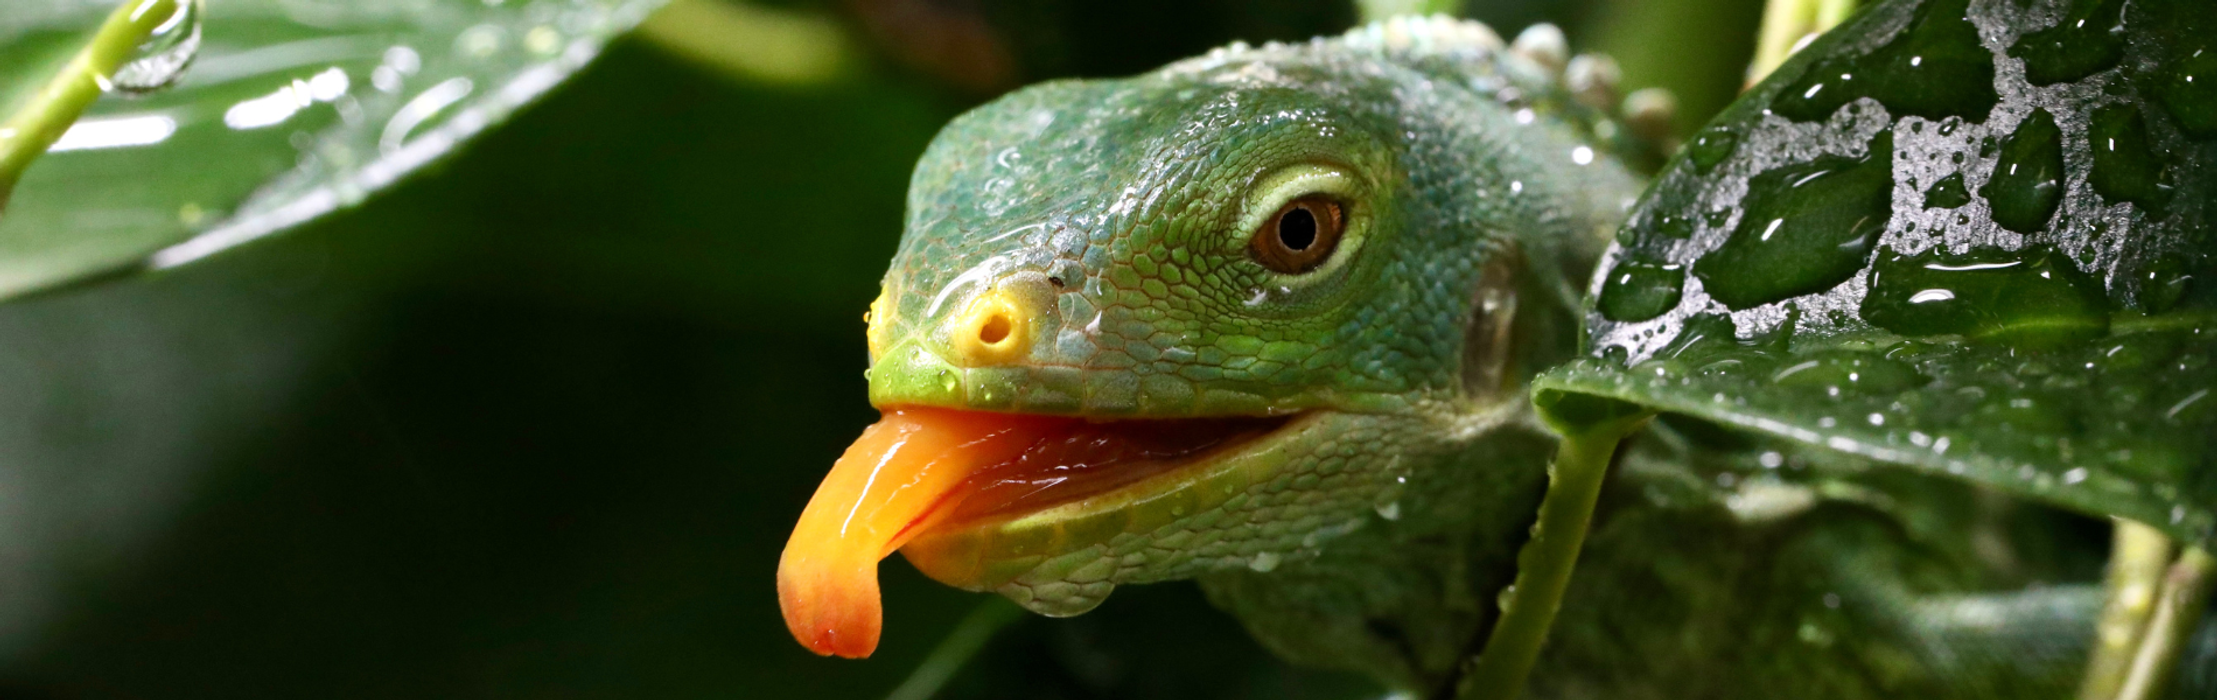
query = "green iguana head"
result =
(778, 16, 1645, 662)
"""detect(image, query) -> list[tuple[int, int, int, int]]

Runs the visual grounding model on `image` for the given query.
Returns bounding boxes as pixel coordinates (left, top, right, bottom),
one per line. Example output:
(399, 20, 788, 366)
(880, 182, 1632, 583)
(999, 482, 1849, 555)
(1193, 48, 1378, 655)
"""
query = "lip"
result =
(897, 409, 1325, 594)
(910, 409, 1300, 533)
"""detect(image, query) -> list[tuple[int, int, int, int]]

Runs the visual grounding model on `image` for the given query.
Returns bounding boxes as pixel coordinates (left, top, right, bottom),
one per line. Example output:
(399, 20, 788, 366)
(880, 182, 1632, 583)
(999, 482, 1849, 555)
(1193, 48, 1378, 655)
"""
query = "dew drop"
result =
(1598, 257, 1686, 322)
(2137, 256, 2195, 313)
(1922, 172, 1971, 209)
(1980, 109, 2066, 233)
(1686, 125, 1738, 173)
(110, 0, 203, 94)
(1771, 350, 1930, 394)
(1770, 0, 1996, 123)
(1374, 501, 1401, 521)
(2154, 45, 2217, 139)
(1693, 129, 1894, 309)
(1703, 207, 1733, 228)
(1860, 245, 2111, 348)
(2006, 0, 2127, 86)
(1248, 551, 1281, 572)
(2087, 103, 2172, 214)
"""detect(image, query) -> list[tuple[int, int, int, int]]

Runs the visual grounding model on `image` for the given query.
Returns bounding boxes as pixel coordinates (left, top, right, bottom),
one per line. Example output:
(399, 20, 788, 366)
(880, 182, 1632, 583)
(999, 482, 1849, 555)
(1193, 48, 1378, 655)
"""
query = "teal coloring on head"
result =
(1859, 244, 2110, 349)
(1979, 109, 2065, 233)
(2006, 0, 2127, 86)
(2087, 103, 2172, 215)
(1692, 129, 1894, 310)
(1921, 172, 1970, 209)
(1597, 257, 1684, 322)
(1770, 0, 1996, 123)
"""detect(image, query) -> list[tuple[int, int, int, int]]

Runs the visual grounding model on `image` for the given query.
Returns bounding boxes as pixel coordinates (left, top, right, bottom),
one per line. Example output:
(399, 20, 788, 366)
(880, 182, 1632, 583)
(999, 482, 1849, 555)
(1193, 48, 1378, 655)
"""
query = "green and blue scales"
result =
(794, 0, 2217, 696)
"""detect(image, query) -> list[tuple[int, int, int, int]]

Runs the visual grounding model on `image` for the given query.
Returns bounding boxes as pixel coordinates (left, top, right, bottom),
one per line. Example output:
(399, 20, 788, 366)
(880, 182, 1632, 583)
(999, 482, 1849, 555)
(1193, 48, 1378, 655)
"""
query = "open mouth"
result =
(776, 406, 1298, 658)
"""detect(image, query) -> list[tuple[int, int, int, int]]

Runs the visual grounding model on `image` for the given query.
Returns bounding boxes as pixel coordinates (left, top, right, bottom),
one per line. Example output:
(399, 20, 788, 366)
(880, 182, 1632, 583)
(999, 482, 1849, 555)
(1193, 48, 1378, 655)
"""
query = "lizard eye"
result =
(1250, 194, 1345, 274)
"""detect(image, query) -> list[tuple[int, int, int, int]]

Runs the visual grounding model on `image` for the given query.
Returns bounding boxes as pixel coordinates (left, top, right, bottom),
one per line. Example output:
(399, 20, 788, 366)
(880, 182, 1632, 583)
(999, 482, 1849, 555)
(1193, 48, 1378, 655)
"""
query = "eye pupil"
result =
(1249, 195, 1346, 275)
(1277, 207, 1318, 251)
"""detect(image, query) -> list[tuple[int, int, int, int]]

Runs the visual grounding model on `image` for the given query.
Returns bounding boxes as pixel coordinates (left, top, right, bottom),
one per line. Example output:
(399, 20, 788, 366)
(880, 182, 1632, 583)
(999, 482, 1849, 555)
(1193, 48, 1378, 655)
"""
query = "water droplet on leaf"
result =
(1923, 172, 1971, 209)
(1687, 125, 1738, 173)
(2006, 0, 2127, 85)
(1980, 109, 2066, 233)
(1693, 129, 1895, 309)
(1860, 245, 2111, 349)
(2087, 103, 2173, 214)
(2137, 256, 2195, 312)
(2153, 44, 2217, 139)
(1772, 350, 1931, 395)
(1771, 0, 1997, 123)
(1598, 257, 1686, 322)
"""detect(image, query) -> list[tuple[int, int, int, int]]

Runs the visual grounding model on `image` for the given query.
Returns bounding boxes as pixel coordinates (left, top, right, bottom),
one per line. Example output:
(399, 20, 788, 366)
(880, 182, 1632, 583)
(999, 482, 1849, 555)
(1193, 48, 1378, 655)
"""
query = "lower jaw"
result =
(900, 410, 1337, 610)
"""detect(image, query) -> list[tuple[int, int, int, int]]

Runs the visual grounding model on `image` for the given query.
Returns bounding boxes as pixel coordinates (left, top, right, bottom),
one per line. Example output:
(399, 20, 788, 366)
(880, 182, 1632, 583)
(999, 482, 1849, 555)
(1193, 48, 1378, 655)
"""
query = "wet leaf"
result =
(0, 0, 666, 301)
(1542, 0, 2217, 543)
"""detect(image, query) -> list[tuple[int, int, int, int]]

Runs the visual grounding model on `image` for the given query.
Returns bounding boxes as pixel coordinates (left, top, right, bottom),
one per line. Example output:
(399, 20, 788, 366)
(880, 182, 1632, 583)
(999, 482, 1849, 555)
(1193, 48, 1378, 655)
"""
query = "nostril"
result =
(977, 314, 1012, 345)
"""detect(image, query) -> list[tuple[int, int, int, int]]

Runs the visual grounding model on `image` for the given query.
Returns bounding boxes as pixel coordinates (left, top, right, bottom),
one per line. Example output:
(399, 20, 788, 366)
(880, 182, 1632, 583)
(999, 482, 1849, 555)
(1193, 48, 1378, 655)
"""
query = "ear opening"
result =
(1460, 242, 1523, 400)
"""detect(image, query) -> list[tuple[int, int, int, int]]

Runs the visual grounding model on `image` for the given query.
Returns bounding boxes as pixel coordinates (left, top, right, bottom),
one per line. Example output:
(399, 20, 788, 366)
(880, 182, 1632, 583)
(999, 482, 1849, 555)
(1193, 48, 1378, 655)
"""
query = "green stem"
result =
(2079, 519, 2175, 700)
(1457, 402, 1648, 700)
(0, 0, 181, 213)
(1746, 0, 1857, 86)
(1814, 0, 1858, 28)
(2114, 547, 2216, 700)
(1356, 0, 1463, 23)
(636, 0, 853, 86)
(882, 598, 1023, 700)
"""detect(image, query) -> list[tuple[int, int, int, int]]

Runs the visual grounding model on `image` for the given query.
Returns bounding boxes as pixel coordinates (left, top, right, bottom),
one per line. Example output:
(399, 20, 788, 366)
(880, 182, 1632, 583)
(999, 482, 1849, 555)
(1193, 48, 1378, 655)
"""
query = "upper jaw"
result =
(867, 337, 1409, 417)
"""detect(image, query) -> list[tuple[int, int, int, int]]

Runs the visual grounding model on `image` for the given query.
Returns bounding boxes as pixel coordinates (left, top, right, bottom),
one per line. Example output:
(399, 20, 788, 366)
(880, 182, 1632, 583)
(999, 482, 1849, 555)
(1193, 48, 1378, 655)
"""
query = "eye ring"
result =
(1249, 194, 1346, 274)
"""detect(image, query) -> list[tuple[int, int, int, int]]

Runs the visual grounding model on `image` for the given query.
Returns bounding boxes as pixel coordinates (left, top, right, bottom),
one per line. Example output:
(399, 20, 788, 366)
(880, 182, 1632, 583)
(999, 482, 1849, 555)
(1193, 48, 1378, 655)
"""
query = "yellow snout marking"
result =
(865, 289, 895, 362)
(947, 287, 1034, 367)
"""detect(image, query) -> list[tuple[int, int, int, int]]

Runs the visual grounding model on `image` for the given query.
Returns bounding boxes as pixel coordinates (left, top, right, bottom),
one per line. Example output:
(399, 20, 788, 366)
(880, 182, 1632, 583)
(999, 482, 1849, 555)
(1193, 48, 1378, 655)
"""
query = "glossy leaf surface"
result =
(0, 0, 663, 301)
(1539, 0, 2217, 543)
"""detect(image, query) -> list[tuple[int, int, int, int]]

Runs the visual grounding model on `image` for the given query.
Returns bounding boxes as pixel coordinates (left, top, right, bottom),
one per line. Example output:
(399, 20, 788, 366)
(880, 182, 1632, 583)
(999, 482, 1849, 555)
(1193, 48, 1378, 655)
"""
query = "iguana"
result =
(776, 4, 2214, 698)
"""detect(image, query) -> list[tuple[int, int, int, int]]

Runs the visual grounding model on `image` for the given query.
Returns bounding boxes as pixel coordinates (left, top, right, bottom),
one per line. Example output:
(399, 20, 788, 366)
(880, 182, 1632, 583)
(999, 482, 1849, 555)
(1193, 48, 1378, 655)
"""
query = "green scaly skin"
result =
(864, 16, 2105, 697)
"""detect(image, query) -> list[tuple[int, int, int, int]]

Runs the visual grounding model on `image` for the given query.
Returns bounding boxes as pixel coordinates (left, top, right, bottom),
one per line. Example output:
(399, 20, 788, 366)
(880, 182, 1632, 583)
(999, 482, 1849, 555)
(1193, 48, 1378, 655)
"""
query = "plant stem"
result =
(1746, 0, 1857, 86)
(1357, 0, 1464, 23)
(882, 598, 1024, 700)
(636, 0, 853, 87)
(2115, 547, 2216, 700)
(2079, 519, 2175, 700)
(0, 0, 181, 215)
(1456, 403, 1647, 700)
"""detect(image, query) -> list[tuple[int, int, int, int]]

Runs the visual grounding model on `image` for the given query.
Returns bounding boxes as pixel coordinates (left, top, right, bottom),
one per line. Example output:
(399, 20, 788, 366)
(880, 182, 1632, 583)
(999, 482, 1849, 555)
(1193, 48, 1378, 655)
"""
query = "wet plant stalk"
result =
(1457, 412, 1647, 700)
(1356, 0, 1465, 23)
(2079, 520, 2175, 700)
(0, 0, 182, 214)
(1748, 0, 1858, 85)
(2115, 547, 2217, 700)
(883, 598, 1024, 700)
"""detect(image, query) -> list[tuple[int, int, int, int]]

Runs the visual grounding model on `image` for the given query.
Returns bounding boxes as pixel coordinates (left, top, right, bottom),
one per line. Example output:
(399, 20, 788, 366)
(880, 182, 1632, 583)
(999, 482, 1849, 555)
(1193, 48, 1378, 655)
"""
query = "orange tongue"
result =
(777, 407, 1071, 658)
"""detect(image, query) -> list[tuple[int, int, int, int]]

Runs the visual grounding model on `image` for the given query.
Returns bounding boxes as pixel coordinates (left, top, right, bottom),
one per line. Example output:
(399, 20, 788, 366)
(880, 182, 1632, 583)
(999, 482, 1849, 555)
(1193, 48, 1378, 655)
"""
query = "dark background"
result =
(0, 0, 1764, 696)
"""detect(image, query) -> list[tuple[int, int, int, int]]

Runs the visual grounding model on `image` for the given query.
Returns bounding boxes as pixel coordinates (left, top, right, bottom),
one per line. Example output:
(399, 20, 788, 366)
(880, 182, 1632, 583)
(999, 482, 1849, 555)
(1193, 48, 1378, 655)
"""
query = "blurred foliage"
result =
(0, 0, 665, 304)
(0, 0, 1764, 695)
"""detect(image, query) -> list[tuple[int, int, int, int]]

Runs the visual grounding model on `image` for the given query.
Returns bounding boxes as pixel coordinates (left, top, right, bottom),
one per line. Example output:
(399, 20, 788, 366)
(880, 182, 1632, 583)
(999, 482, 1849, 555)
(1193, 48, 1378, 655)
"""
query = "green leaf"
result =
(0, 0, 667, 301)
(1540, 0, 2217, 543)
